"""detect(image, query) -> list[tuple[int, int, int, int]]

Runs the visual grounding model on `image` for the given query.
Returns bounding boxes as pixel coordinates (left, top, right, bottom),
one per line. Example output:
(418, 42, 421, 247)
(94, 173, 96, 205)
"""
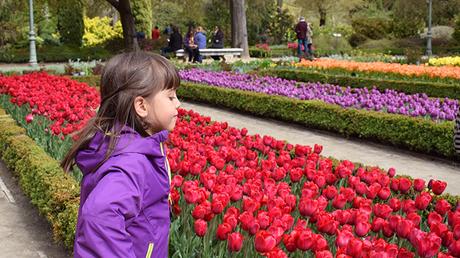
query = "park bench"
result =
(175, 48, 243, 61)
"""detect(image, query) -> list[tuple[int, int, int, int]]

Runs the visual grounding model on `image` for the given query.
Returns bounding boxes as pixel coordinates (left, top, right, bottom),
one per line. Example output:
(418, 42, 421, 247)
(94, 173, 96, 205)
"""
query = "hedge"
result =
(260, 69, 460, 100)
(176, 82, 457, 160)
(0, 111, 79, 249)
(0, 45, 112, 63)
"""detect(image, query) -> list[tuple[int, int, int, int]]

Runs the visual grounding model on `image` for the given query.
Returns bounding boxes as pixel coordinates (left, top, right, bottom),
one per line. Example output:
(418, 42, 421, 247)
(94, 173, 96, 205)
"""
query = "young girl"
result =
(61, 51, 181, 258)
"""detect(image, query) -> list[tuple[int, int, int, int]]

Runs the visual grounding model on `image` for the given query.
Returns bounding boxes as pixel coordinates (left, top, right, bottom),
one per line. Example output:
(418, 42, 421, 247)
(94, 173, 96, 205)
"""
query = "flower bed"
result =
(293, 59, 460, 81)
(260, 68, 460, 100)
(179, 69, 459, 122)
(2, 73, 460, 257)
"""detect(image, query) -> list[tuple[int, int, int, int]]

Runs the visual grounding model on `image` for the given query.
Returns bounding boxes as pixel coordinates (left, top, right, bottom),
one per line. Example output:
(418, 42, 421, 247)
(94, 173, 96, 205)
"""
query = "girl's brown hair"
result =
(61, 51, 180, 173)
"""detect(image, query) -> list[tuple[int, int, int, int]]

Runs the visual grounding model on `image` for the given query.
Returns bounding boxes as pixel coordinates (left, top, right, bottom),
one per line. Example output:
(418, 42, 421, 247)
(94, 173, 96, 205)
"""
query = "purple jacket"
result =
(74, 126, 171, 258)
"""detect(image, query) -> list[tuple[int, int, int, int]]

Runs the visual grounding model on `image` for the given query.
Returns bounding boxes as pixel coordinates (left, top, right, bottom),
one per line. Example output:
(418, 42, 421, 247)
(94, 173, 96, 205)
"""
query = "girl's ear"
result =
(133, 96, 148, 118)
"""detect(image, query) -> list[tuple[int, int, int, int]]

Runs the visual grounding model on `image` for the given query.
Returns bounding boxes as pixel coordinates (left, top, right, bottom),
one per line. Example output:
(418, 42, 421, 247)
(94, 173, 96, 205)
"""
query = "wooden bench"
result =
(175, 48, 243, 60)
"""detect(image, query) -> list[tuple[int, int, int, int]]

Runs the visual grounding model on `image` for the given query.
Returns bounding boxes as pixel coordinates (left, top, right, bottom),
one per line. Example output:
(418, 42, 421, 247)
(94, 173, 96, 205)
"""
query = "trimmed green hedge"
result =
(177, 82, 457, 160)
(260, 69, 460, 100)
(0, 45, 113, 63)
(0, 113, 79, 249)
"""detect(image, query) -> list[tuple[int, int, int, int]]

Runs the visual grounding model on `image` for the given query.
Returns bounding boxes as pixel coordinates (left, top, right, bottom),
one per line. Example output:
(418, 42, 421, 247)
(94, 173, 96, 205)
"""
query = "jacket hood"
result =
(75, 126, 169, 176)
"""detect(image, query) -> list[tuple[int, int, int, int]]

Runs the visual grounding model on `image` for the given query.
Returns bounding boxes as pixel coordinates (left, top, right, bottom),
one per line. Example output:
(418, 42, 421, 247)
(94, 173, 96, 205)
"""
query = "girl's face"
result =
(134, 89, 181, 135)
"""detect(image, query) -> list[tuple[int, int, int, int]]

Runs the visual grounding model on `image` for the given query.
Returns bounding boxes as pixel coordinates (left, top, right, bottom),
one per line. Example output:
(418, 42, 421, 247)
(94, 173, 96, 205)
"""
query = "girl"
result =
(61, 51, 181, 258)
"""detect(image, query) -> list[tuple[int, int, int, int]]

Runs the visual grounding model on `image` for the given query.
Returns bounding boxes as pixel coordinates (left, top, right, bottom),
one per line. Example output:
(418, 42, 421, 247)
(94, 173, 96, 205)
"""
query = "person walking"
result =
(295, 16, 309, 61)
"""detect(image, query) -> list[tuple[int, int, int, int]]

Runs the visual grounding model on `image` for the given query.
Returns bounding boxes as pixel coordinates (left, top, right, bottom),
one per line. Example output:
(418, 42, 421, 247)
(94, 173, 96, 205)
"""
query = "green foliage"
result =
(348, 33, 368, 47)
(453, 14, 460, 44)
(0, 1, 27, 46)
(0, 45, 112, 63)
(57, 0, 84, 46)
(131, 0, 153, 37)
(390, 0, 425, 38)
(269, 8, 295, 44)
(203, 0, 231, 46)
(351, 16, 391, 40)
(177, 81, 458, 159)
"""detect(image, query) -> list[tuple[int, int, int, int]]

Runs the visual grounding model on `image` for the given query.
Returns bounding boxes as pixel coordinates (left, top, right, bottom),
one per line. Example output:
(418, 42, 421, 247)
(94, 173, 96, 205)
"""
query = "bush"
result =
(57, 0, 84, 46)
(351, 16, 391, 40)
(0, 45, 112, 63)
(453, 15, 460, 44)
(83, 16, 123, 47)
(348, 33, 368, 48)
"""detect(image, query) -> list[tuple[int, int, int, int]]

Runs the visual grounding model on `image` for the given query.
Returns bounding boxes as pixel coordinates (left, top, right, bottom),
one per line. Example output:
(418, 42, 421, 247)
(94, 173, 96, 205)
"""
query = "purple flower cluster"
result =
(179, 69, 459, 122)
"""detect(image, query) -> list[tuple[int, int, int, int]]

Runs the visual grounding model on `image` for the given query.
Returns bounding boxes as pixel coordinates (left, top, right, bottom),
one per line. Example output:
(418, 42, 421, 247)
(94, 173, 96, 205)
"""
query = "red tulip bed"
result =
(1, 72, 460, 258)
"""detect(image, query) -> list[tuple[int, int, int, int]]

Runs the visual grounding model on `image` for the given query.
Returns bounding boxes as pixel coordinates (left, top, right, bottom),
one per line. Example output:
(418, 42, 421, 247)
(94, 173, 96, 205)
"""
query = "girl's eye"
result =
(169, 96, 176, 101)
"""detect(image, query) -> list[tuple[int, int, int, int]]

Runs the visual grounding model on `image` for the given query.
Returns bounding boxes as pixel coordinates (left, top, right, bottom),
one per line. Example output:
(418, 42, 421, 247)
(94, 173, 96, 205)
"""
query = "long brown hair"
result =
(61, 51, 180, 173)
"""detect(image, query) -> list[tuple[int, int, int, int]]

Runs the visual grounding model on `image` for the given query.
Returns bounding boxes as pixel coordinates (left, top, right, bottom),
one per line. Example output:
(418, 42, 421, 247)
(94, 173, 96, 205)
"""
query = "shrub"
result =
(82, 16, 122, 47)
(57, 0, 84, 46)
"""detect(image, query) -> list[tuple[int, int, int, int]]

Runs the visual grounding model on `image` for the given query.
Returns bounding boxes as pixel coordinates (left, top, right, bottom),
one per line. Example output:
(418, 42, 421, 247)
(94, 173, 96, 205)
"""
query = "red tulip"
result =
(314, 144, 323, 154)
(435, 199, 452, 216)
(254, 230, 277, 253)
(397, 248, 415, 258)
(283, 233, 298, 252)
(415, 192, 432, 210)
(25, 113, 34, 123)
(299, 198, 318, 217)
(346, 238, 363, 257)
(389, 198, 401, 212)
(430, 180, 447, 195)
(396, 219, 413, 238)
(315, 250, 333, 258)
(378, 187, 391, 200)
(296, 230, 315, 251)
(227, 232, 244, 252)
(336, 230, 354, 248)
(413, 178, 425, 192)
(427, 212, 443, 227)
(355, 221, 371, 237)
(194, 219, 207, 237)
(388, 168, 396, 178)
(216, 223, 233, 240)
(398, 177, 412, 194)
(374, 203, 393, 219)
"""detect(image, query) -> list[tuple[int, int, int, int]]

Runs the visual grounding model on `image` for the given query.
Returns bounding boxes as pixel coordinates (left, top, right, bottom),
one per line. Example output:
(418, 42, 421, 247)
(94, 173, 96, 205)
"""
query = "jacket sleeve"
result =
(74, 168, 144, 258)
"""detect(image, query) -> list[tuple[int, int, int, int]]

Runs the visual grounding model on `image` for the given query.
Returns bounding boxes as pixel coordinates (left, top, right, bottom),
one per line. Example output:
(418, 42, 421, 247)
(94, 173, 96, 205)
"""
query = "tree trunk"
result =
(106, 0, 139, 51)
(230, 0, 249, 58)
(277, 0, 283, 14)
(319, 7, 326, 26)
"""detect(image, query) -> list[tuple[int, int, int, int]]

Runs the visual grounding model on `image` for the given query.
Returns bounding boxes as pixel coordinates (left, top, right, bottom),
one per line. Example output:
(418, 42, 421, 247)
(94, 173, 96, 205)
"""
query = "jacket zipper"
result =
(145, 242, 154, 258)
(159, 142, 172, 205)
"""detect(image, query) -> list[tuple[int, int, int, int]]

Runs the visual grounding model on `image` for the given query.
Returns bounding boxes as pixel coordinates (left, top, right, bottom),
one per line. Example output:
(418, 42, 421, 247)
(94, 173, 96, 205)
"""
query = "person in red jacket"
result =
(151, 26, 160, 40)
(295, 17, 309, 61)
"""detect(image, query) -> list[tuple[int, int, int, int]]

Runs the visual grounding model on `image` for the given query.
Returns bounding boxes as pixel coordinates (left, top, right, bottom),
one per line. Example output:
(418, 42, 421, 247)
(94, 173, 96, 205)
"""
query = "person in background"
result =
(160, 25, 183, 58)
(193, 26, 207, 63)
(294, 16, 308, 61)
(211, 26, 224, 61)
(151, 25, 160, 40)
(184, 26, 197, 63)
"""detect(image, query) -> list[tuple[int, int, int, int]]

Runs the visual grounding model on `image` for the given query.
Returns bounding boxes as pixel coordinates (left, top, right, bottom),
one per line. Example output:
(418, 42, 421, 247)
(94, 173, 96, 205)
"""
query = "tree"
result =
(294, 0, 363, 26)
(106, 0, 139, 51)
(131, 0, 153, 38)
(57, 0, 84, 46)
(230, 0, 249, 58)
